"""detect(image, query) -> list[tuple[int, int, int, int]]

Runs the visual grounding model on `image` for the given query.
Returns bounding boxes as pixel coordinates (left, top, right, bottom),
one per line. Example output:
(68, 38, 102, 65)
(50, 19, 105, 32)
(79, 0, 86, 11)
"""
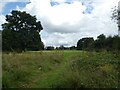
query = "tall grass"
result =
(2, 50, 120, 88)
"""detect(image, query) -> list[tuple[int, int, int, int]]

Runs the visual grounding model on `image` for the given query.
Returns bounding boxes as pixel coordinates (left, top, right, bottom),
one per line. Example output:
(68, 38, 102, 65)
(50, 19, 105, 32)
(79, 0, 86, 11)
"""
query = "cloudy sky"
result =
(0, 0, 119, 47)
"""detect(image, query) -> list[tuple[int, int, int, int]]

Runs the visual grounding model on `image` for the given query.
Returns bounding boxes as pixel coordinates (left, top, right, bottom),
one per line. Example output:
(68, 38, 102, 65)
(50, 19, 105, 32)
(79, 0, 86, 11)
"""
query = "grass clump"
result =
(2, 50, 120, 88)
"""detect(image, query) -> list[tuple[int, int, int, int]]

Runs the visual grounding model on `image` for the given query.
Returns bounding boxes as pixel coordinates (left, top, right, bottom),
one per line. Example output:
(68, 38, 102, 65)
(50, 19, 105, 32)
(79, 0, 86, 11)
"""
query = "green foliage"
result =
(59, 45, 65, 50)
(69, 51, 119, 88)
(77, 37, 94, 50)
(69, 46, 76, 50)
(77, 34, 120, 51)
(94, 34, 106, 49)
(2, 10, 44, 52)
(45, 46, 54, 50)
(55, 46, 73, 50)
(2, 51, 119, 88)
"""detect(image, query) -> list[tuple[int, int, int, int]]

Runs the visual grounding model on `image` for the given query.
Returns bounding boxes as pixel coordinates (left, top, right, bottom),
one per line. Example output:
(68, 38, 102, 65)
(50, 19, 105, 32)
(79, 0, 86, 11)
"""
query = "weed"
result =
(2, 50, 120, 88)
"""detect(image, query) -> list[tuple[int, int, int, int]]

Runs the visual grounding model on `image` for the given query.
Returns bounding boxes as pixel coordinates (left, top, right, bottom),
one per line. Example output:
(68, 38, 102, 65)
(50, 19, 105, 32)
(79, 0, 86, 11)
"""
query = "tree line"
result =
(44, 34, 120, 52)
(1, 10, 120, 52)
(77, 34, 120, 51)
(45, 45, 76, 50)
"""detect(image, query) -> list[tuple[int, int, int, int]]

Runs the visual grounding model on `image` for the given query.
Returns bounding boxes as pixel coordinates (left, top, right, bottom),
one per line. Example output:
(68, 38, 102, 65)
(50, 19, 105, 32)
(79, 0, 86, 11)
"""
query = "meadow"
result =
(2, 50, 120, 88)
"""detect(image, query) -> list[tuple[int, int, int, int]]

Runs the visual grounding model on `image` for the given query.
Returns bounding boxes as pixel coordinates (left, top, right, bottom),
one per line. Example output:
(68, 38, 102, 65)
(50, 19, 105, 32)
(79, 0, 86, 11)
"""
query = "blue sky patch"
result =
(50, 0, 93, 14)
(50, 1, 60, 6)
(2, 2, 29, 15)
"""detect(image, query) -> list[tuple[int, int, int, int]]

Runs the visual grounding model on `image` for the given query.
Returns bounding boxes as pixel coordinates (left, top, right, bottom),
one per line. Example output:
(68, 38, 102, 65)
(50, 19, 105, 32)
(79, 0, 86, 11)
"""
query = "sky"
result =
(0, 0, 119, 47)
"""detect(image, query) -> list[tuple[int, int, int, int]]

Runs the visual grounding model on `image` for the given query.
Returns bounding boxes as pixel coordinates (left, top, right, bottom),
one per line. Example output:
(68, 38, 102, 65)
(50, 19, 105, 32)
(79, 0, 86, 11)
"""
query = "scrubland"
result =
(2, 50, 119, 88)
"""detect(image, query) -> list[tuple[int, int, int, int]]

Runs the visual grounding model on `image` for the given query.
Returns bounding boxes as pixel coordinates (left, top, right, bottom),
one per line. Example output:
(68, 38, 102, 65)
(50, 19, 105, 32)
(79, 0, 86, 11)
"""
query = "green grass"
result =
(2, 50, 120, 88)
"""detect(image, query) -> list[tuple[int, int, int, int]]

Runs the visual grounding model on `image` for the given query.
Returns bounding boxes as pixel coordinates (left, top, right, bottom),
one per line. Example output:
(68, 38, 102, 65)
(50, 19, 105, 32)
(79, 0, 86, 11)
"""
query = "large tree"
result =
(94, 34, 106, 50)
(77, 37, 94, 50)
(2, 10, 44, 51)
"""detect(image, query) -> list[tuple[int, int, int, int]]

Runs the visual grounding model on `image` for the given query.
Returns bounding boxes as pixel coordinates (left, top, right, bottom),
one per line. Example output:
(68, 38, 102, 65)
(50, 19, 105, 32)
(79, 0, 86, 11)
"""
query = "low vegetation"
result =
(2, 50, 119, 88)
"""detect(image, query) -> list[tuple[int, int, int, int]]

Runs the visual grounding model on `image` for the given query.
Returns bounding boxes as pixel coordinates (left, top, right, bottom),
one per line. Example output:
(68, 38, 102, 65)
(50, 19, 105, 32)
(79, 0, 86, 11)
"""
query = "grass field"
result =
(2, 50, 120, 88)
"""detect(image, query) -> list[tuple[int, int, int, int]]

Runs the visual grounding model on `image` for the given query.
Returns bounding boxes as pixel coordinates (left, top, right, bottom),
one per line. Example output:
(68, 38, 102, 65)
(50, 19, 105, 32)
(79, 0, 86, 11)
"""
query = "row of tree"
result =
(44, 34, 120, 51)
(45, 45, 76, 50)
(77, 34, 120, 51)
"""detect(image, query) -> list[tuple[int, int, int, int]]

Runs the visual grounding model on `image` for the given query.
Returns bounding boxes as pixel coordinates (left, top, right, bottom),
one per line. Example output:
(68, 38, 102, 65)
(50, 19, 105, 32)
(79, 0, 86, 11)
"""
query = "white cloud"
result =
(0, 0, 29, 14)
(0, 2, 6, 14)
(21, 0, 119, 46)
(1, 0, 119, 46)
(0, 14, 5, 30)
(0, 1, 7, 30)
